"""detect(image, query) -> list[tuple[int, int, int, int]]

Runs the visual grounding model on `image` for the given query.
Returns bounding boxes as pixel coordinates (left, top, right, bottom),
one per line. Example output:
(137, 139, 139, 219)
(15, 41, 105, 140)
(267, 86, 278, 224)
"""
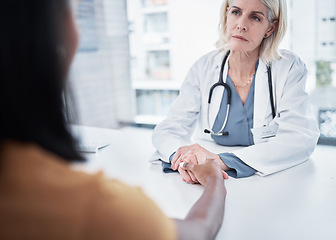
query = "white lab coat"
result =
(152, 49, 320, 176)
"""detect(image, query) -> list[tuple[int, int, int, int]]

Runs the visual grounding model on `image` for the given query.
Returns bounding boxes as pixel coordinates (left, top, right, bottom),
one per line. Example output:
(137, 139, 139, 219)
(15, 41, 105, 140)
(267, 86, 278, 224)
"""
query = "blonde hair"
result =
(216, 0, 287, 63)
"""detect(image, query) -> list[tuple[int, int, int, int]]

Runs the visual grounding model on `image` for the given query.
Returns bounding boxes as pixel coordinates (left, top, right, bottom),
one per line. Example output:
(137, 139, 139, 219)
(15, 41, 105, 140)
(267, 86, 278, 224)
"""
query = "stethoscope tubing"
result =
(204, 51, 276, 136)
(205, 51, 231, 136)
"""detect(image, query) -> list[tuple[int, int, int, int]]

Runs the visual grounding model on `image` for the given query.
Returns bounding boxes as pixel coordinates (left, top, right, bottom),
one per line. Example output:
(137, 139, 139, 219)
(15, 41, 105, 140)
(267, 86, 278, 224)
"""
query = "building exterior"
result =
(127, 0, 222, 124)
(290, 0, 336, 90)
(290, 0, 336, 142)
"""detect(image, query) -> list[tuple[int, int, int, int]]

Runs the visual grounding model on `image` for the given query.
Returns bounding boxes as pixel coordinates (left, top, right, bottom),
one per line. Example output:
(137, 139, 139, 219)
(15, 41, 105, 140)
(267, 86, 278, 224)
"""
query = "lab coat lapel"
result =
(208, 51, 230, 127)
(253, 60, 270, 128)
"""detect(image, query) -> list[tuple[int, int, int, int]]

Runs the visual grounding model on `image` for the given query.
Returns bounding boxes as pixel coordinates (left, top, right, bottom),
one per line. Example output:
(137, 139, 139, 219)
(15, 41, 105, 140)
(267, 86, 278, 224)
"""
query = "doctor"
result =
(152, 0, 320, 182)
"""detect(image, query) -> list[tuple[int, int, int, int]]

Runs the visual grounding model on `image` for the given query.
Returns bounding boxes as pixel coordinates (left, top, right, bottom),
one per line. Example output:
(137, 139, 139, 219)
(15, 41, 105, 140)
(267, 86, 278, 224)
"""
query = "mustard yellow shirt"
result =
(0, 141, 176, 240)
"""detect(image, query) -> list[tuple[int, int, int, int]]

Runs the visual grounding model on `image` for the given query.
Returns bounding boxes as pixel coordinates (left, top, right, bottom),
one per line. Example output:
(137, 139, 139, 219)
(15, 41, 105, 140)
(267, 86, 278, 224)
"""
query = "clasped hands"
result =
(171, 144, 230, 184)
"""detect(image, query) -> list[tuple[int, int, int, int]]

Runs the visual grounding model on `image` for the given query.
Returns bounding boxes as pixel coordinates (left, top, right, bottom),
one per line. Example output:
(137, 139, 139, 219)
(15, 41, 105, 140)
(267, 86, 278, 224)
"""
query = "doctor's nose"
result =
(236, 24, 247, 31)
(236, 18, 248, 31)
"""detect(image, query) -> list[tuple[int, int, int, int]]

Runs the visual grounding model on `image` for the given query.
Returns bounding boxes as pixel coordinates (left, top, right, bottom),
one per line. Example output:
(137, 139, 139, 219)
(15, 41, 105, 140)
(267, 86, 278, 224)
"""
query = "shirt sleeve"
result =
(161, 152, 178, 173)
(219, 152, 256, 178)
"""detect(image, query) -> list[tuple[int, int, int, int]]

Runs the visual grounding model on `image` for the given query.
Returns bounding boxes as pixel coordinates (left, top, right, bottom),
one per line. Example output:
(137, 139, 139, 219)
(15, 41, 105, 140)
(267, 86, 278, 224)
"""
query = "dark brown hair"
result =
(0, 0, 83, 161)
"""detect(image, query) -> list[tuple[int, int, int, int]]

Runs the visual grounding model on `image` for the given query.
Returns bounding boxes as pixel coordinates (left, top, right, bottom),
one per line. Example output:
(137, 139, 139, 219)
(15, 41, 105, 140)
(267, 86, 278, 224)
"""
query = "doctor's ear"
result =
(226, 6, 230, 15)
(265, 20, 278, 38)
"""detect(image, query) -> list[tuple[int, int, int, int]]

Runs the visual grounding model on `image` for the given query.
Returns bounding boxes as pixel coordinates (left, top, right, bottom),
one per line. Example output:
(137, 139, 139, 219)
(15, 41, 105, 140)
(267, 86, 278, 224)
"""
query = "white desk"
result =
(73, 125, 336, 240)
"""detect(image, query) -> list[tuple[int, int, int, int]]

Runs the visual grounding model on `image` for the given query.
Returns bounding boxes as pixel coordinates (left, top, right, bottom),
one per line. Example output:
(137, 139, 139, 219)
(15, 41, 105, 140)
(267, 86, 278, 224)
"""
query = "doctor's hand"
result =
(176, 153, 200, 184)
(180, 159, 229, 186)
(171, 144, 229, 172)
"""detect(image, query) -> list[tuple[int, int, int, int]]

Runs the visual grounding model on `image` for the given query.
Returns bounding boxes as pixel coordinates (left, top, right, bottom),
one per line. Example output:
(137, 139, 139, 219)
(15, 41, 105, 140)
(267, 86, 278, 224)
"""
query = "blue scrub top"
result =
(211, 73, 255, 146)
(210, 62, 259, 178)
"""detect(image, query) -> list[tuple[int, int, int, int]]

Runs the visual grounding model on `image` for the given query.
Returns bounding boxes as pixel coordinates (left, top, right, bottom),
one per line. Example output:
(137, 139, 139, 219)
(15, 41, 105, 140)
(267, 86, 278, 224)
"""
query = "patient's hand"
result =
(180, 159, 229, 186)
(176, 153, 200, 183)
(171, 144, 229, 184)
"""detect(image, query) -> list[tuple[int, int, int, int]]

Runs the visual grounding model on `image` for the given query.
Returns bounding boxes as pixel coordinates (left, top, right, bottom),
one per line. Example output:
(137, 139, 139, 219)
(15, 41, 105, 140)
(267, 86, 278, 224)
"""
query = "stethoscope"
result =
(204, 51, 276, 136)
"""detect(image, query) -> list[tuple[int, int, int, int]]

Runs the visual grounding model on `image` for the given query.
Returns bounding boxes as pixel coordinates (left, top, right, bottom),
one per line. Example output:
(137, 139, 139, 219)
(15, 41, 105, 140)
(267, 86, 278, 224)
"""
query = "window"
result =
(67, 0, 133, 128)
(127, 0, 221, 125)
(144, 12, 168, 33)
(291, 0, 336, 145)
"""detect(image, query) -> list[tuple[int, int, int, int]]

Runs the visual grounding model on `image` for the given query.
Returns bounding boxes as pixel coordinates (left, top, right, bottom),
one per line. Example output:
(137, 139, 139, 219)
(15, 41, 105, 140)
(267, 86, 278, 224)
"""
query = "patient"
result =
(0, 1, 228, 239)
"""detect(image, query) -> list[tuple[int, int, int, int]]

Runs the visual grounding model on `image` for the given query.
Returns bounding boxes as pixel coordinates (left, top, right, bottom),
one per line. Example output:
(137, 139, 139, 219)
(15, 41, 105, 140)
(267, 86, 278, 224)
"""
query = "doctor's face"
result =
(225, 0, 276, 55)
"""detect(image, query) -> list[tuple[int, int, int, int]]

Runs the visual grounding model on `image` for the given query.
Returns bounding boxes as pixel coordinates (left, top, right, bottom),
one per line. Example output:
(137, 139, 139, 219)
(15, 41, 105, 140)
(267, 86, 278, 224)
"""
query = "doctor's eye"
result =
(250, 15, 261, 21)
(230, 9, 241, 16)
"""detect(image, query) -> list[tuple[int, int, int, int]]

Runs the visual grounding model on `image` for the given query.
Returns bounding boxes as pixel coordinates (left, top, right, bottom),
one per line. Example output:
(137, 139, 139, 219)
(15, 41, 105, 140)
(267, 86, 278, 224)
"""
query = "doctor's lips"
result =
(232, 35, 248, 41)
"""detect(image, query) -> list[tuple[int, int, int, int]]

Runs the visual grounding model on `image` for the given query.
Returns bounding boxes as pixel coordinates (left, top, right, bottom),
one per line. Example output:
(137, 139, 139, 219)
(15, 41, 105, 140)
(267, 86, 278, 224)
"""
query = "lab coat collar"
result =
(214, 50, 230, 69)
(253, 59, 271, 128)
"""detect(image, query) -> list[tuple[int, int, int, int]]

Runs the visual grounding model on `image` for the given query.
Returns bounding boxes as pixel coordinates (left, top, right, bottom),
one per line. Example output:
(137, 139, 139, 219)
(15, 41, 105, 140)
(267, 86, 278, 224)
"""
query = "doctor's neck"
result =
(228, 50, 259, 75)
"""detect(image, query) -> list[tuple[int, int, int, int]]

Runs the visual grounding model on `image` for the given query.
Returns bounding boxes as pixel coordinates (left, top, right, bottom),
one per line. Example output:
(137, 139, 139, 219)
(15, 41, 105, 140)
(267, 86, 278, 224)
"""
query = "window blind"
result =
(66, 0, 133, 128)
